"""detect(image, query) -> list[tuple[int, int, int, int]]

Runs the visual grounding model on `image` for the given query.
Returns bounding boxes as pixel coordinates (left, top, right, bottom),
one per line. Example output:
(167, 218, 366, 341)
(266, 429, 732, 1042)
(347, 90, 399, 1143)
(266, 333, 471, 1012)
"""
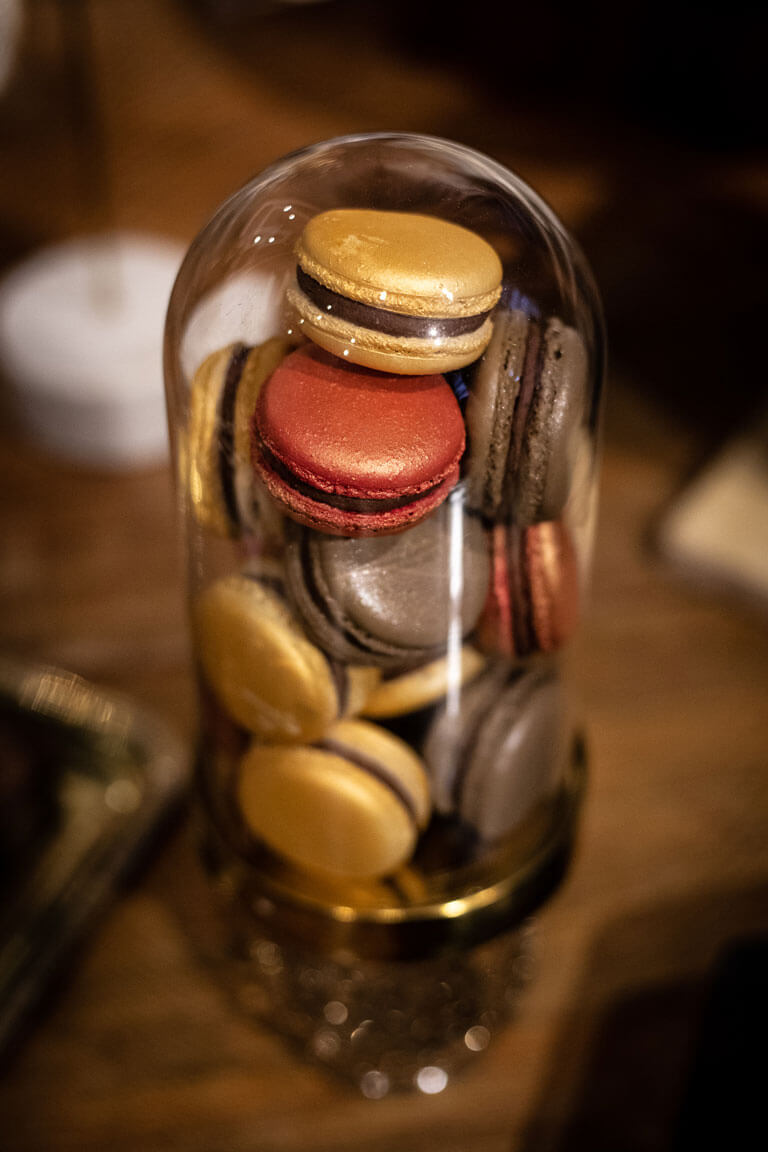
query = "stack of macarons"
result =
(185, 207, 589, 888)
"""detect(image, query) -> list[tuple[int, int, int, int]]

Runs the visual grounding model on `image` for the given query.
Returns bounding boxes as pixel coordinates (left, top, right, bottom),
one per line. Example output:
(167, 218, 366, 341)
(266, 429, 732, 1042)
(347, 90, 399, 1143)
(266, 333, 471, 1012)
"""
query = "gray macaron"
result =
(466, 309, 587, 525)
(423, 661, 566, 843)
(285, 487, 491, 670)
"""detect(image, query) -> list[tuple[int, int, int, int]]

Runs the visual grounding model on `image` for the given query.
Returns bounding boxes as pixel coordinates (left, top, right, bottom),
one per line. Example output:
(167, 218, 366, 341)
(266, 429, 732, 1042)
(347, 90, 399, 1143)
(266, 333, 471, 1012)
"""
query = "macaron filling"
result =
(253, 434, 445, 514)
(508, 322, 542, 503)
(484, 525, 537, 656)
(216, 343, 250, 528)
(296, 268, 492, 339)
(315, 736, 420, 828)
(509, 532, 537, 655)
(427, 662, 561, 837)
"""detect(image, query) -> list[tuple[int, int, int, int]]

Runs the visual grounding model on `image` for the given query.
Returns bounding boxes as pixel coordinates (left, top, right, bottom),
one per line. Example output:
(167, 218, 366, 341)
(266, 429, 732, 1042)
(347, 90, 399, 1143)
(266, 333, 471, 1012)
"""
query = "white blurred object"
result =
(0, 0, 22, 92)
(0, 232, 184, 468)
(656, 412, 768, 610)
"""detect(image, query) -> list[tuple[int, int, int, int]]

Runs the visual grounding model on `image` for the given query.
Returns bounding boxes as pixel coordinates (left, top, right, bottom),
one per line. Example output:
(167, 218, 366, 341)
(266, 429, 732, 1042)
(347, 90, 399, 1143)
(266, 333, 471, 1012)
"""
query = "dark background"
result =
(0, 3, 766, 1150)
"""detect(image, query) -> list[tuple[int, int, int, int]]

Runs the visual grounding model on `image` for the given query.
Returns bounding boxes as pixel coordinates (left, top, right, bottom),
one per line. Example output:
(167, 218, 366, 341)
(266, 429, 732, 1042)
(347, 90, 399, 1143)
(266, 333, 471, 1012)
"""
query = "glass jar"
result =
(164, 133, 605, 1094)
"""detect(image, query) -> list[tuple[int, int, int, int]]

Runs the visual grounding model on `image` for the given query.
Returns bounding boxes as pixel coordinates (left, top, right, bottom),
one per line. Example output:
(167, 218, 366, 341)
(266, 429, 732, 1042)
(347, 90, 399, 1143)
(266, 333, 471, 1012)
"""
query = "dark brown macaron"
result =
(466, 310, 588, 525)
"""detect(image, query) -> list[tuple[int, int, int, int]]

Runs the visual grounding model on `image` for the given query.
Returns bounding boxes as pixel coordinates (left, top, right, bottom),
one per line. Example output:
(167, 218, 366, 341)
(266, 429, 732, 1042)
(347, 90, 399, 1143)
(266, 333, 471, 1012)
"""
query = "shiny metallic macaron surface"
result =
(251, 345, 466, 535)
(284, 496, 491, 668)
(186, 338, 291, 537)
(478, 521, 581, 659)
(288, 209, 503, 374)
(296, 209, 502, 316)
(193, 572, 344, 744)
(237, 718, 431, 880)
(466, 311, 588, 525)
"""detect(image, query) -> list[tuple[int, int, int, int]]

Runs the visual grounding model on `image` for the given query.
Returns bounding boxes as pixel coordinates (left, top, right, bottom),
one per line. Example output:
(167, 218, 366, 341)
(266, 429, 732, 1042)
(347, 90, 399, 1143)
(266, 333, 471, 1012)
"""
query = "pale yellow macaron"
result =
(362, 645, 486, 718)
(237, 718, 431, 879)
(287, 209, 503, 374)
(185, 338, 291, 536)
(193, 572, 379, 743)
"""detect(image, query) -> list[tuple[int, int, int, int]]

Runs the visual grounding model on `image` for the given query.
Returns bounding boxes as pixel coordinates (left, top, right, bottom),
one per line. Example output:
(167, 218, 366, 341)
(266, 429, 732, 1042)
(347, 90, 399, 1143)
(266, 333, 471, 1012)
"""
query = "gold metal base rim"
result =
(209, 738, 587, 962)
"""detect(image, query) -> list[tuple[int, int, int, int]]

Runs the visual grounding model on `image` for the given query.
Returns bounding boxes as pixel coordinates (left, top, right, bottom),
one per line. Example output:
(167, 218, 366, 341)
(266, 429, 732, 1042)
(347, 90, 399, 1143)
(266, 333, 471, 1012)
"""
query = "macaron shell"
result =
(295, 209, 503, 318)
(344, 665, 382, 717)
(186, 339, 293, 538)
(423, 662, 510, 814)
(231, 337, 293, 531)
(257, 455, 460, 538)
(526, 521, 581, 653)
(252, 345, 465, 534)
(480, 523, 517, 659)
(237, 718, 430, 878)
(287, 288, 495, 376)
(514, 319, 587, 525)
(284, 525, 410, 665)
(255, 347, 464, 498)
(186, 344, 235, 536)
(466, 309, 529, 517)
(237, 744, 416, 879)
(461, 667, 566, 842)
(362, 645, 486, 718)
(314, 501, 491, 652)
(479, 521, 580, 658)
(193, 574, 340, 743)
(325, 718, 431, 830)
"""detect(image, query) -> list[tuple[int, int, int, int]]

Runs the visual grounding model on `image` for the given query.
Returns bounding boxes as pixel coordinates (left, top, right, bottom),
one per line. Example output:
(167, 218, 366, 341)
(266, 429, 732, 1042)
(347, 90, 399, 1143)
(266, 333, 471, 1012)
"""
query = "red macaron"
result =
(251, 345, 465, 536)
(478, 520, 580, 657)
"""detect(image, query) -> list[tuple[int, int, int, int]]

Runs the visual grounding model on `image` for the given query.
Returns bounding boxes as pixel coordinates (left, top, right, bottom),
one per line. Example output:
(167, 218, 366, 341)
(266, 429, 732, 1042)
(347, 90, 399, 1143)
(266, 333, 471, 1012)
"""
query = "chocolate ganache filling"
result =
(315, 737, 419, 827)
(256, 435, 443, 514)
(297, 268, 490, 338)
(508, 321, 542, 500)
(510, 527, 536, 656)
(217, 343, 250, 529)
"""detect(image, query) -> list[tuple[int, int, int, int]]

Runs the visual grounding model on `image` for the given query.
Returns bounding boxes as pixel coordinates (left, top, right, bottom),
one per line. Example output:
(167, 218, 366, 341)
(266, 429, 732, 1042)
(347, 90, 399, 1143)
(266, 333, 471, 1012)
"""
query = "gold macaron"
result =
(362, 646, 486, 719)
(185, 338, 291, 536)
(237, 718, 431, 879)
(287, 209, 503, 374)
(193, 572, 379, 743)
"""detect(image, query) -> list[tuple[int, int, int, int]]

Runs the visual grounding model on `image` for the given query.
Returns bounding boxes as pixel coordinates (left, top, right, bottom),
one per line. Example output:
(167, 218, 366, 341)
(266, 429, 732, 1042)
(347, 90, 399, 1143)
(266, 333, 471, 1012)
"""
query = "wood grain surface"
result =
(1, 3, 767, 1149)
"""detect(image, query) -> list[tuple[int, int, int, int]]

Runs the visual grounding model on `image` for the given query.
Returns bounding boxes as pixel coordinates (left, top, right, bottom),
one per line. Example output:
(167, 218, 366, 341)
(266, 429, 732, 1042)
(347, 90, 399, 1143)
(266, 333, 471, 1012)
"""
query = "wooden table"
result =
(1, 3, 767, 1148)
